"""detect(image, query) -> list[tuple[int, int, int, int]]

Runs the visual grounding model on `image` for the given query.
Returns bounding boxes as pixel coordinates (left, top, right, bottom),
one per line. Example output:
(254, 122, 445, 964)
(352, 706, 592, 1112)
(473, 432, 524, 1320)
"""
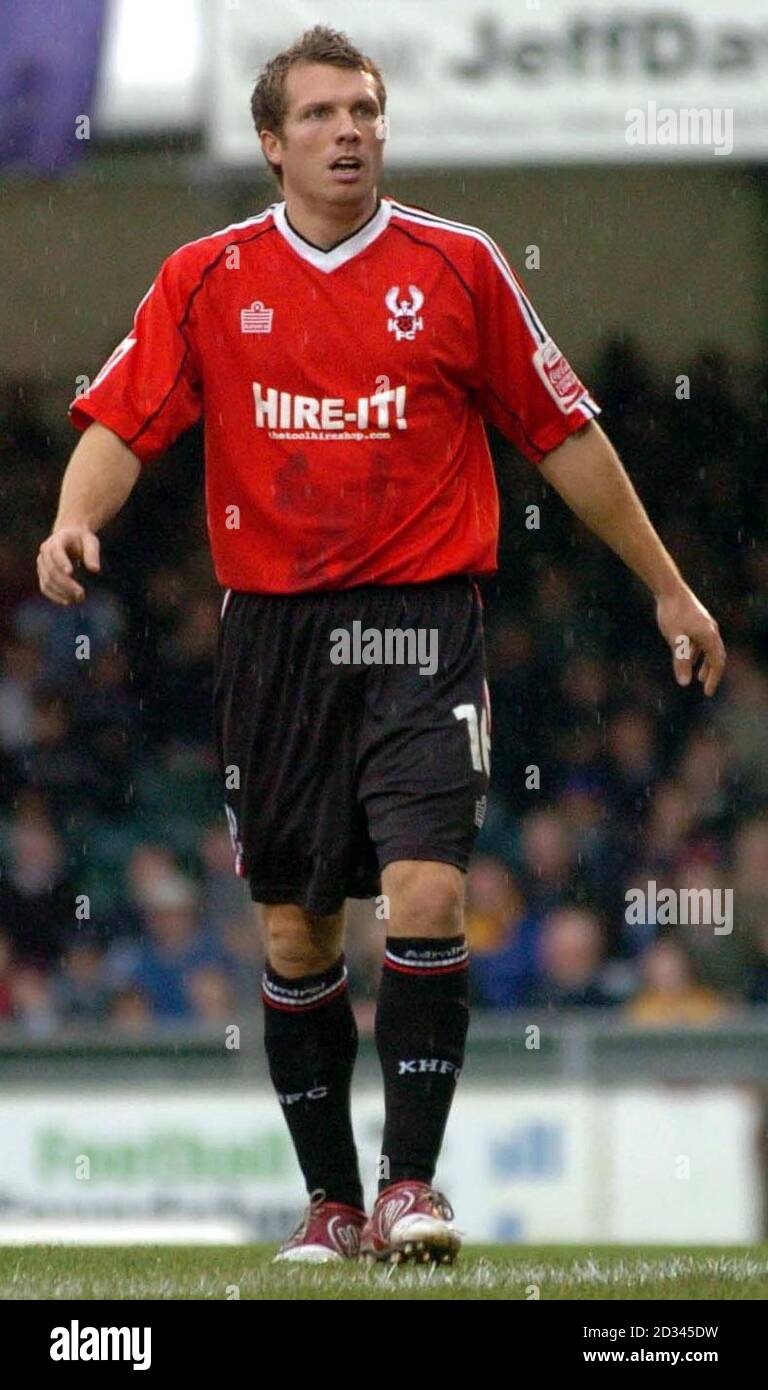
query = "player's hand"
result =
(37, 525, 101, 605)
(655, 584, 726, 697)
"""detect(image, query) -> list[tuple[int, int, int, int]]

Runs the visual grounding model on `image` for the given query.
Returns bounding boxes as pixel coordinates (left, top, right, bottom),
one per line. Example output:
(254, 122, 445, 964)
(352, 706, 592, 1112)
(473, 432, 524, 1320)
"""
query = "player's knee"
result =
(382, 860, 465, 936)
(261, 903, 344, 976)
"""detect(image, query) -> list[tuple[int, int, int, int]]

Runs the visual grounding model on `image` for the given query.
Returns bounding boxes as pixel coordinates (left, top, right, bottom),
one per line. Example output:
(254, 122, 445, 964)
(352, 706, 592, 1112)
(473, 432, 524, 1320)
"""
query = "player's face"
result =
(262, 62, 385, 206)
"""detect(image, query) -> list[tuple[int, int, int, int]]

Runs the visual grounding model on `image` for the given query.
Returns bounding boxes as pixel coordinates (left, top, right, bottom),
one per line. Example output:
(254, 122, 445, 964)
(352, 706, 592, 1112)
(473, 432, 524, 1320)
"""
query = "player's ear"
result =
(259, 129, 282, 176)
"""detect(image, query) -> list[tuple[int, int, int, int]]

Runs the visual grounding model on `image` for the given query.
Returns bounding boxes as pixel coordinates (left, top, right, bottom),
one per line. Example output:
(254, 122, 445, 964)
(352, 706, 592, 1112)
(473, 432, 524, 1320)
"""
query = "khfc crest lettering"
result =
(386, 284, 424, 341)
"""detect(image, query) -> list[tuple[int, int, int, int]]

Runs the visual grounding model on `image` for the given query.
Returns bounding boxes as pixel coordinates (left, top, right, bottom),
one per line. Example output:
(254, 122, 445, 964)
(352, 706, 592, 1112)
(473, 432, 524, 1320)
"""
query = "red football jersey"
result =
(69, 197, 600, 593)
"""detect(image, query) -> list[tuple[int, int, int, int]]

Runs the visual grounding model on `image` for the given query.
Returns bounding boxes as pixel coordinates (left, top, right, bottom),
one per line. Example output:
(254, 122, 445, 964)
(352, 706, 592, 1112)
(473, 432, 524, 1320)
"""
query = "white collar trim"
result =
(272, 199, 391, 272)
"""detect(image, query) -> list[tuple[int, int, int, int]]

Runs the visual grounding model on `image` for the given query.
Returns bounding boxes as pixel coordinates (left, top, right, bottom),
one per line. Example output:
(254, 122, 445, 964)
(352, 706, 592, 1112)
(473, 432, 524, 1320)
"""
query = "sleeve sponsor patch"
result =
(532, 338, 585, 414)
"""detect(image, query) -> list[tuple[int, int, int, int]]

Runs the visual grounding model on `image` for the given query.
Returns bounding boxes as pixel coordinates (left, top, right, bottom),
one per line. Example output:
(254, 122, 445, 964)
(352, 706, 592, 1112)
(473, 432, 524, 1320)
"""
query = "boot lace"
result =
(286, 1187, 327, 1243)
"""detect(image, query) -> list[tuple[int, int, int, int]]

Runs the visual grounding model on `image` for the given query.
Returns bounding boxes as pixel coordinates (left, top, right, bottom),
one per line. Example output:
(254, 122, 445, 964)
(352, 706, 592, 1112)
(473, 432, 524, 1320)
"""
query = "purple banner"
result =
(0, 0, 106, 172)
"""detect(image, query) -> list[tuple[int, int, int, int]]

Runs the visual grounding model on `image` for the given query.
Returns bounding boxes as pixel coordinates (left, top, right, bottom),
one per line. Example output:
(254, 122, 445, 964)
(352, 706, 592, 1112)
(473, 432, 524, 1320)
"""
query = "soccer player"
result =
(38, 26, 726, 1265)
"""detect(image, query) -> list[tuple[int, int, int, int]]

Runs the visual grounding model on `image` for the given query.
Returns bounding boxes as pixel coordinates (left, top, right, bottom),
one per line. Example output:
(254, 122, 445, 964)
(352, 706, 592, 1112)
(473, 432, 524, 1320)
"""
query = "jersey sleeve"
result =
(68, 251, 202, 464)
(471, 236, 600, 463)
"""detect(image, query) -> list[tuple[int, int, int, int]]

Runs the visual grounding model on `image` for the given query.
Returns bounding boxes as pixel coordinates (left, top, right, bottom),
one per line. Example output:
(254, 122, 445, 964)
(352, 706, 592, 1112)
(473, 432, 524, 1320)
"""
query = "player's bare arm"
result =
(38, 421, 141, 605)
(538, 419, 726, 697)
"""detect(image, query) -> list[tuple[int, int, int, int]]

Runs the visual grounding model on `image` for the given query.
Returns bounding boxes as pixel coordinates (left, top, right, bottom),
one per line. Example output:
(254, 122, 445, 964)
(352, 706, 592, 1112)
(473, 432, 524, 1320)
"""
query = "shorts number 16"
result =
(453, 703, 491, 777)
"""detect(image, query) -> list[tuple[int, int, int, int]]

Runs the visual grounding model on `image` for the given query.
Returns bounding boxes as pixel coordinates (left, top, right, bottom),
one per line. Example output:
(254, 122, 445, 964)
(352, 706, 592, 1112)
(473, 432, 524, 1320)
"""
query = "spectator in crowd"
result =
(603, 704, 658, 820)
(126, 843, 182, 906)
(22, 688, 121, 821)
(529, 906, 617, 1009)
(640, 780, 698, 874)
(111, 873, 233, 1022)
(55, 936, 111, 1023)
(0, 636, 41, 755)
(101, 841, 184, 945)
(554, 775, 630, 928)
(74, 645, 138, 815)
(198, 821, 252, 935)
(10, 966, 58, 1037)
(109, 987, 152, 1035)
(12, 583, 125, 688)
(670, 849, 746, 995)
(624, 935, 729, 1025)
(518, 810, 578, 916)
(219, 908, 266, 1006)
(186, 963, 237, 1023)
(0, 817, 71, 969)
(465, 855, 527, 953)
(675, 725, 732, 832)
(466, 856, 540, 1008)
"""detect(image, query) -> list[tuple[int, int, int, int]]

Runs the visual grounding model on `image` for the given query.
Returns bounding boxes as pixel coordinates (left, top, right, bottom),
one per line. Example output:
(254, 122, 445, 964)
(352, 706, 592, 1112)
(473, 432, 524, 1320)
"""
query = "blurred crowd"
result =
(0, 340, 767, 1035)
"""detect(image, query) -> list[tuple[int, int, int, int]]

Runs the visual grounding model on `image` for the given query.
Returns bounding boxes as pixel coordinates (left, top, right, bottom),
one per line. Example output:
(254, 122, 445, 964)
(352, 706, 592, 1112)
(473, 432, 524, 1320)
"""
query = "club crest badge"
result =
(386, 285, 424, 341)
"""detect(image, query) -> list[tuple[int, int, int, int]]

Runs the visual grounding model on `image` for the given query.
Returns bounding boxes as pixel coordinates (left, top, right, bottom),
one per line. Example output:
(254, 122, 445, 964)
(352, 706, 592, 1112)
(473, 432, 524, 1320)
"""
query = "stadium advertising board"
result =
(208, 0, 768, 165)
(0, 1089, 758, 1244)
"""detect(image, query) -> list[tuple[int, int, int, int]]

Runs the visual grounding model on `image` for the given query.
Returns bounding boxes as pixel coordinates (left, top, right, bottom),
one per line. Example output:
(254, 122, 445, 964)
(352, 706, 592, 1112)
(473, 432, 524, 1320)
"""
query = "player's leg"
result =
(377, 858, 468, 1193)
(264, 901, 346, 976)
(363, 860, 469, 1262)
(213, 589, 375, 1262)
(358, 577, 489, 1262)
(381, 858, 466, 936)
(261, 901, 367, 1262)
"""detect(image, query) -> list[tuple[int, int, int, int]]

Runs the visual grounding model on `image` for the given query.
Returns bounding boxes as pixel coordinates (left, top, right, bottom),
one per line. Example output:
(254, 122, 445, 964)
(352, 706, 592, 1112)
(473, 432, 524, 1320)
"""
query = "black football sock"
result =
(374, 935, 469, 1193)
(263, 954, 364, 1211)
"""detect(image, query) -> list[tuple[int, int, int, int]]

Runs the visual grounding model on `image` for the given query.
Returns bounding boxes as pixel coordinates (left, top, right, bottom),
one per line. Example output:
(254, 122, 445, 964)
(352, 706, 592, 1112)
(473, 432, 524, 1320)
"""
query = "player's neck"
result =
(281, 190, 380, 252)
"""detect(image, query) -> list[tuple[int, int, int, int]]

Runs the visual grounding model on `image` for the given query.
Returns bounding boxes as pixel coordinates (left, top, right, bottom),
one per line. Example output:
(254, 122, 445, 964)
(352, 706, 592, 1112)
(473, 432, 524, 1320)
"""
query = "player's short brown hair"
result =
(250, 25, 387, 186)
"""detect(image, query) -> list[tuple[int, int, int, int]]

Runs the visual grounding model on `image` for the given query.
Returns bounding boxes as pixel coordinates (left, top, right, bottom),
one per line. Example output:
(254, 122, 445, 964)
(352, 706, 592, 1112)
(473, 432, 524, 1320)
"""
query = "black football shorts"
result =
(213, 575, 491, 915)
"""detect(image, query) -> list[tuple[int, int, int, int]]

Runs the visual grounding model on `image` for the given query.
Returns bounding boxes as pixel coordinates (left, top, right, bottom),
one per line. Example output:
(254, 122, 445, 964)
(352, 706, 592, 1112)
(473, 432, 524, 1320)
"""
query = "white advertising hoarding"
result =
(0, 1087, 759, 1245)
(208, 0, 768, 166)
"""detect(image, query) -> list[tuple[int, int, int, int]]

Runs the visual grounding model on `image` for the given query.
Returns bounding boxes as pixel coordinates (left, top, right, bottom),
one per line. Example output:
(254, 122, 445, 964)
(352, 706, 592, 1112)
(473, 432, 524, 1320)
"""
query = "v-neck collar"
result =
(272, 198, 392, 273)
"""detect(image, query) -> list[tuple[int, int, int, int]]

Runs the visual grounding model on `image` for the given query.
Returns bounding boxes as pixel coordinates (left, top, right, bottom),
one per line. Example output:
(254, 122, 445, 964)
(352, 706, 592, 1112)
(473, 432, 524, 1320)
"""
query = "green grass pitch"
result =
(1, 1245, 766, 1300)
